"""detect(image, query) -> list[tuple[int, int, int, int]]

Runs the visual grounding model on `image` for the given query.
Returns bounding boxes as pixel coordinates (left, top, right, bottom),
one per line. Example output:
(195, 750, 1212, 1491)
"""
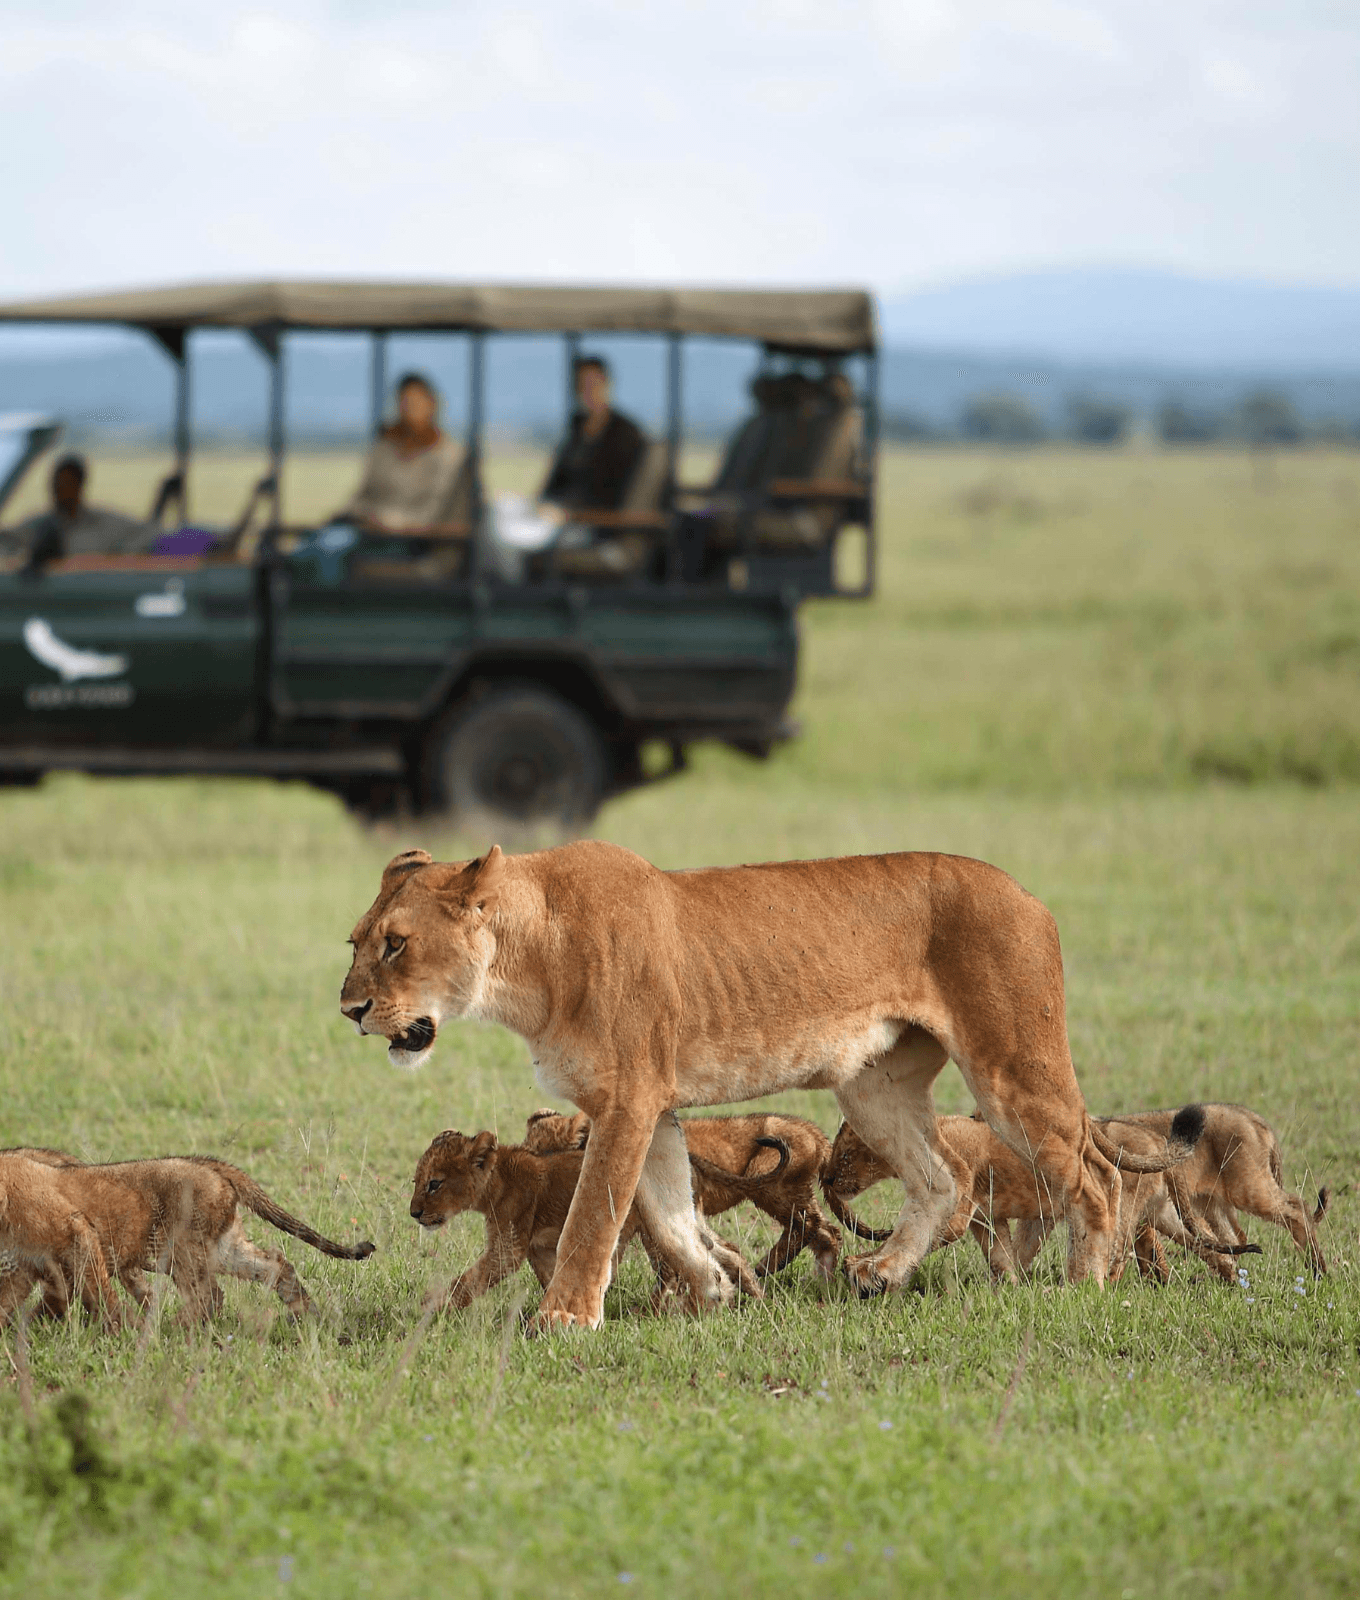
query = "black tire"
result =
(422, 684, 607, 825)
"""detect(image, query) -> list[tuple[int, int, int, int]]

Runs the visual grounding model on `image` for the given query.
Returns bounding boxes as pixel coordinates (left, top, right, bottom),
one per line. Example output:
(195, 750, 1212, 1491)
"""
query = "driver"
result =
(19, 454, 148, 567)
(539, 355, 644, 513)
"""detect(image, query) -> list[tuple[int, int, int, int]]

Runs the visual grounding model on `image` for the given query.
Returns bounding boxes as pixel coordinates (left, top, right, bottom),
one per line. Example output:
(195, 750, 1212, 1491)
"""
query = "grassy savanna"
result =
(1, 446, 1359, 1596)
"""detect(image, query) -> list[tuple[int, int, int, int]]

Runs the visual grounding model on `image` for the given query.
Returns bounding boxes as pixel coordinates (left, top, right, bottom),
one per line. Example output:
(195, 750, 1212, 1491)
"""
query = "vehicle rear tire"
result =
(421, 684, 607, 826)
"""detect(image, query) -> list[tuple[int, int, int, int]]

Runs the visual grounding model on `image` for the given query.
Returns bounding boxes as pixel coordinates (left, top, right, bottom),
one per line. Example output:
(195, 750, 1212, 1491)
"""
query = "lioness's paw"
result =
(842, 1253, 889, 1299)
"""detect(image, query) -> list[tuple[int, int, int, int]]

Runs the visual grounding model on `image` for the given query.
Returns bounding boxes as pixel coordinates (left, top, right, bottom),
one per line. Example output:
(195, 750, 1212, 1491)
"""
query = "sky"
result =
(2, 0, 1358, 301)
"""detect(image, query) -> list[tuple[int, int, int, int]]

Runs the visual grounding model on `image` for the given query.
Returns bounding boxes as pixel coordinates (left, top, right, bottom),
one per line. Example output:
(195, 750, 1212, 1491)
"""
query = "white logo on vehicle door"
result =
(22, 617, 134, 708)
(23, 617, 129, 682)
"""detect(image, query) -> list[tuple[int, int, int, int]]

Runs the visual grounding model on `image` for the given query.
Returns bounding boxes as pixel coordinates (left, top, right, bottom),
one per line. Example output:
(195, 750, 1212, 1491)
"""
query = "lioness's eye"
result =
(383, 934, 406, 959)
(426, 1178, 443, 1193)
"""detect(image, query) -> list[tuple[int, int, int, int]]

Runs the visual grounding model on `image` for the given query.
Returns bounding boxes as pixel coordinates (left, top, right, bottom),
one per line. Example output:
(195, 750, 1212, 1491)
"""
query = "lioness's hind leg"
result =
(836, 1030, 956, 1297)
(634, 1113, 742, 1312)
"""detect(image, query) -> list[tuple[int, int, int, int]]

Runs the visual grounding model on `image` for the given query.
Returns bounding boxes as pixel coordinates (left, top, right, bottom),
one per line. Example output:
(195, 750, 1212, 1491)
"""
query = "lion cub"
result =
(3, 1149, 375, 1323)
(1104, 1103, 1330, 1277)
(825, 1109, 1251, 1284)
(0, 1154, 123, 1329)
(524, 1109, 888, 1280)
(410, 1129, 773, 1310)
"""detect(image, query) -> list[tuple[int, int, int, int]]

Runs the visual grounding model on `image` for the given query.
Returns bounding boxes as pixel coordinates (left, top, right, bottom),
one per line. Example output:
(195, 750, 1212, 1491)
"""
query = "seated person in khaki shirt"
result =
(19, 454, 150, 566)
(343, 372, 465, 533)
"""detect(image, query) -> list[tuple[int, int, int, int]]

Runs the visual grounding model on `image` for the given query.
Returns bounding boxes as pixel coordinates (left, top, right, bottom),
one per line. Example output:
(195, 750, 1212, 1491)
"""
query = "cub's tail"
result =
(1313, 1186, 1331, 1227)
(821, 1184, 895, 1243)
(201, 1160, 376, 1260)
(688, 1136, 790, 1194)
(1092, 1105, 1205, 1174)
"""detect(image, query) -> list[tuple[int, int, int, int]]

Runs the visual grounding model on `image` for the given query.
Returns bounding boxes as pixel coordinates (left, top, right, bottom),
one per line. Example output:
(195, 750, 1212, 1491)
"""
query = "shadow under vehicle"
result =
(0, 282, 878, 823)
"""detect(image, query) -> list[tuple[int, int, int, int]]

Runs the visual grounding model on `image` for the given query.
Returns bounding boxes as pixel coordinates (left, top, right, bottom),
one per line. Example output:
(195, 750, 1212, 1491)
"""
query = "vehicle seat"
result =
(555, 439, 669, 579)
(751, 374, 864, 550)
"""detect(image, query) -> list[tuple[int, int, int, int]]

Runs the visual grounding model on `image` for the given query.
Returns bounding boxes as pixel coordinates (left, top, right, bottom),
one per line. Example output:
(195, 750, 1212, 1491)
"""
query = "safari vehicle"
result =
(0, 282, 878, 822)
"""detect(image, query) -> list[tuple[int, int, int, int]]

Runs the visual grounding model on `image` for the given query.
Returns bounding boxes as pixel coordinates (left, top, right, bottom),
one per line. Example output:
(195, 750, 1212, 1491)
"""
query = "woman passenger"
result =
(343, 372, 465, 533)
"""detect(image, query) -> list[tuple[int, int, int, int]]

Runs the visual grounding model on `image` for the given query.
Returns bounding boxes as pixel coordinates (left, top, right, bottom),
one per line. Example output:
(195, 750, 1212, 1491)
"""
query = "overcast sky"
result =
(2, 0, 1357, 300)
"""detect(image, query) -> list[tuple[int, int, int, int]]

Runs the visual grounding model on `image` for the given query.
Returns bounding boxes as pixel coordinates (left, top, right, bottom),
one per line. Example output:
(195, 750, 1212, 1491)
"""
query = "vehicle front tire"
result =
(421, 683, 607, 827)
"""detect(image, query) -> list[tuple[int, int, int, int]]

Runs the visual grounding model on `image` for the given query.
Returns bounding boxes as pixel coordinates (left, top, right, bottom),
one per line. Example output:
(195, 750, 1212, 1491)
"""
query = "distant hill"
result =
(3, 270, 1360, 446)
(879, 268, 1360, 372)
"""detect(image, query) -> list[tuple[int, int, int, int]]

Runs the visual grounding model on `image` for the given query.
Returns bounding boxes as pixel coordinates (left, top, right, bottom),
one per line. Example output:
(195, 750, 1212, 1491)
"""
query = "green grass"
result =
(2, 447, 1359, 1596)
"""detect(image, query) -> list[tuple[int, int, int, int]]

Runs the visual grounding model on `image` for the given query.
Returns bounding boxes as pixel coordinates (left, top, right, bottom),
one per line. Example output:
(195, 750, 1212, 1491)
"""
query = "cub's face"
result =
(341, 848, 504, 1071)
(823, 1123, 883, 1199)
(409, 1131, 497, 1228)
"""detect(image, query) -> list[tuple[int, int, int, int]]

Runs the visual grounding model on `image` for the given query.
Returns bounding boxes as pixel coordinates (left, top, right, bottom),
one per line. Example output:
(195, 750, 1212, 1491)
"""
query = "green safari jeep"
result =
(0, 281, 878, 823)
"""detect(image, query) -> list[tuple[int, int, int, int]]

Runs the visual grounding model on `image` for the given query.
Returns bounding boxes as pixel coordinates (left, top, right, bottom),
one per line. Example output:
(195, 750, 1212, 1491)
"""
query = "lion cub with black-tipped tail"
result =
(409, 1129, 778, 1311)
(2, 1148, 375, 1324)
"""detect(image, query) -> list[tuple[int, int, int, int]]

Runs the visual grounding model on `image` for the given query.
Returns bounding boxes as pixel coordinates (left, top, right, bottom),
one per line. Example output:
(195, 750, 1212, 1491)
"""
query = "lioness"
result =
(525, 1108, 889, 1280)
(826, 1110, 1256, 1283)
(3, 1151, 375, 1322)
(0, 1155, 122, 1329)
(409, 1129, 773, 1308)
(343, 841, 1147, 1329)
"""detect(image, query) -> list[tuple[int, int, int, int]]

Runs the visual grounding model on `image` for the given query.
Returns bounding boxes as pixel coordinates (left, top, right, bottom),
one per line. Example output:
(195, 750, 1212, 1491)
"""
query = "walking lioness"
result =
(342, 840, 1136, 1330)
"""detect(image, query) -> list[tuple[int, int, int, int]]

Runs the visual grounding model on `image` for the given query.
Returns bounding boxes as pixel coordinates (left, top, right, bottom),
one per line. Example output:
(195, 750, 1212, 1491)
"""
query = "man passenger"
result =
(19, 454, 149, 567)
(539, 355, 645, 514)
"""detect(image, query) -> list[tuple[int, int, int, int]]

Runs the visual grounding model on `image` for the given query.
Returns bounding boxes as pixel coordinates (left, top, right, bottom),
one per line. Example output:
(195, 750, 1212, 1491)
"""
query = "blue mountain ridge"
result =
(3, 268, 1359, 442)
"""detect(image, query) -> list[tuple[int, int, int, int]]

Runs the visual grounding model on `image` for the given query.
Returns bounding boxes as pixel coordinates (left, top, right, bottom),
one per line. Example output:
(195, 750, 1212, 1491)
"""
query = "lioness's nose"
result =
(343, 999, 372, 1025)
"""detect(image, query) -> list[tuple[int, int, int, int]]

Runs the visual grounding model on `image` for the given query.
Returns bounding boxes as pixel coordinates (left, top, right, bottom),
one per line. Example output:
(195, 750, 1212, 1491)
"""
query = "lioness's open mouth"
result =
(392, 1017, 436, 1054)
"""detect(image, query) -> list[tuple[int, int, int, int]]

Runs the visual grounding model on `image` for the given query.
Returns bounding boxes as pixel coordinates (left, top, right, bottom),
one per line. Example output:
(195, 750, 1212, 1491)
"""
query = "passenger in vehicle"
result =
(18, 454, 149, 567)
(343, 373, 465, 533)
(539, 356, 645, 515)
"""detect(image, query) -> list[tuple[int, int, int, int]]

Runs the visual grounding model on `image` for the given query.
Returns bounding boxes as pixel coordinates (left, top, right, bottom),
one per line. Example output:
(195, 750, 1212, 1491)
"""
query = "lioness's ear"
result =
(470, 1130, 497, 1167)
(456, 844, 506, 914)
(381, 849, 433, 895)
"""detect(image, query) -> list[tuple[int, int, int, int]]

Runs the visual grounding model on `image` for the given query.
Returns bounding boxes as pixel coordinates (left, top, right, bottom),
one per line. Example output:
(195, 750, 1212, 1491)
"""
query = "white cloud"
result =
(0, 0, 1354, 297)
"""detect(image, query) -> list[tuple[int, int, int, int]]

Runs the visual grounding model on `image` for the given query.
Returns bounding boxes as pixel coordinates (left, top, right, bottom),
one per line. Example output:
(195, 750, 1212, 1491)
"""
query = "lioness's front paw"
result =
(842, 1252, 889, 1299)
(530, 1286, 604, 1334)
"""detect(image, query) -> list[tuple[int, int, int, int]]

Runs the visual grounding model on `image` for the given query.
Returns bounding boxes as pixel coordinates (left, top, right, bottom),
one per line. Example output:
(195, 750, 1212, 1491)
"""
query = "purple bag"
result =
(153, 528, 219, 556)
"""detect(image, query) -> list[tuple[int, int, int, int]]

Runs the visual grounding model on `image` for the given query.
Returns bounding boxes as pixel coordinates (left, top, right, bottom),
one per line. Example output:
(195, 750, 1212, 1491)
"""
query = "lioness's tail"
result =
(199, 1160, 376, 1260)
(1313, 1187, 1331, 1227)
(820, 1185, 894, 1243)
(689, 1137, 790, 1194)
(1092, 1105, 1205, 1174)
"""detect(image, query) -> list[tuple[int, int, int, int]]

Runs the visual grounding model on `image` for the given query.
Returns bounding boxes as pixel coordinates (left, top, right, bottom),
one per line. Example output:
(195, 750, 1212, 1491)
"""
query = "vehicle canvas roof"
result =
(0, 280, 876, 354)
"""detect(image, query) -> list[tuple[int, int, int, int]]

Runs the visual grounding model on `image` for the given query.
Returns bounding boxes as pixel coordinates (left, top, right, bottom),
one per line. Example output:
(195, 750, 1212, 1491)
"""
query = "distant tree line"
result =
(879, 389, 1360, 446)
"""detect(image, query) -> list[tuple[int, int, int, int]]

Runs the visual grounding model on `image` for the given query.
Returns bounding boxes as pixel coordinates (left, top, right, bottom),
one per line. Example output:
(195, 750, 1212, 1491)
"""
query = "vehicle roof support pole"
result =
(665, 332, 683, 583)
(174, 343, 190, 523)
(862, 349, 879, 599)
(146, 325, 189, 523)
(370, 331, 388, 438)
(249, 325, 285, 526)
(467, 330, 485, 582)
(564, 332, 580, 418)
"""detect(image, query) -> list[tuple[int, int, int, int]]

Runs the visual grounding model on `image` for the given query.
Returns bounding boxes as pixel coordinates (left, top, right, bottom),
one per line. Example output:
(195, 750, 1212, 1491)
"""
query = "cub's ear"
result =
(381, 849, 433, 895)
(452, 844, 505, 914)
(470, 1130, 498, 1168)
(526, 1108, 557, 1128)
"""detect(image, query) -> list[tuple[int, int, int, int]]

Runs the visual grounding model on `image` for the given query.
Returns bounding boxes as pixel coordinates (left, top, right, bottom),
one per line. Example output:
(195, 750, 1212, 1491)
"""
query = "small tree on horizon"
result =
(960, 393, 1046, 444)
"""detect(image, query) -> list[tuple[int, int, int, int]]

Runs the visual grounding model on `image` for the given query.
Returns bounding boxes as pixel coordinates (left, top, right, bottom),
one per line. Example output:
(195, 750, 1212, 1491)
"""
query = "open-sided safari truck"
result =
(0, 282, 878, 822)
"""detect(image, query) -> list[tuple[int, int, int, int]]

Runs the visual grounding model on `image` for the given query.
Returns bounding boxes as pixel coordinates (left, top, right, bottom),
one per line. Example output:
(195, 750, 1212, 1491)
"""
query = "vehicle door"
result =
(0, 554, 258, 746)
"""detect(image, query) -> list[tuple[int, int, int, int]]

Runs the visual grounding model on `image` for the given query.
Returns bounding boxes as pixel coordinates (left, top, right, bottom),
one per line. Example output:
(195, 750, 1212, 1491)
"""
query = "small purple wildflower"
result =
(789, 1537, 802, 1547)
(278, 1555, 294, 1582)
(813, 1553, 828, 1565)
(883, 1546, 896, 1559)
(879, 1419, 893, 1431)
(618, 1574, 634, 1585)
